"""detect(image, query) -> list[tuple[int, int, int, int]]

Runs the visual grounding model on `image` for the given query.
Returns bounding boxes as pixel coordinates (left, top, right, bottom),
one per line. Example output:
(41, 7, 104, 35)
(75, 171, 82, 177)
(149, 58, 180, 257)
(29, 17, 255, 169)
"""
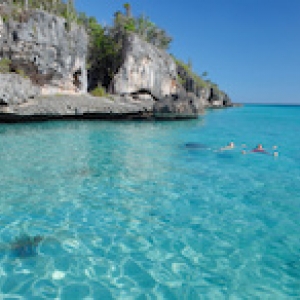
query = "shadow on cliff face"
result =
(73, 69, 83, 90)
(87, 51, 123, 92)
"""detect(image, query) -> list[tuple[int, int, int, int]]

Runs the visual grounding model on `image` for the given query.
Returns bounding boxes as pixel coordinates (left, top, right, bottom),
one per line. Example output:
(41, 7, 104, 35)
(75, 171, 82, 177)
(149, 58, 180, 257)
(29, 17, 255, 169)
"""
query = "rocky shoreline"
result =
(0, 91, 212, 122)
(0, 6, 236, 123)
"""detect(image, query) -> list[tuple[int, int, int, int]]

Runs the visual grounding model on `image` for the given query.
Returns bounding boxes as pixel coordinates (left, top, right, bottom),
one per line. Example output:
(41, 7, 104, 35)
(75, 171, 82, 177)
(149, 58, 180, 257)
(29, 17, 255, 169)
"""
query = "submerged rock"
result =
(10, 234, 43, 258)
(185, 142, 208, 149)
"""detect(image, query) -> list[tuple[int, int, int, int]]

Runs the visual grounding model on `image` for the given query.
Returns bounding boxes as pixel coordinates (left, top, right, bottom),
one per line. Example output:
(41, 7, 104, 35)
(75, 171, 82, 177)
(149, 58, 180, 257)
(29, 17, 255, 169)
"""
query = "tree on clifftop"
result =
(86, 3, 173, 91)
(123, 2, 131, 17)
(133, 13, 172, 50)
(87, 16, 122, 91)
(113, 5, 172, 50)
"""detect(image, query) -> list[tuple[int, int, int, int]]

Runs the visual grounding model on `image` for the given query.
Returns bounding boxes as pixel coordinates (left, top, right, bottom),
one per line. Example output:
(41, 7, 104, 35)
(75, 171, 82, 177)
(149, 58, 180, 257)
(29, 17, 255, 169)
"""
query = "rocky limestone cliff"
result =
(176, 63, 232, 108)
(0, 7, 234, 122)
(0, 6, 87, 103)
(111, 33, 179, 100)
(110, 33, 204, 118)
(0, 73, 40, 105)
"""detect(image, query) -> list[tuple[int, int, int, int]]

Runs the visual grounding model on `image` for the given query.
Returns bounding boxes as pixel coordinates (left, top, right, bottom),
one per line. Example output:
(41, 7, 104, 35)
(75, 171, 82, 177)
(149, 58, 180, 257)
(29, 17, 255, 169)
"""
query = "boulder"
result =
(0, 73, 40, 106)
(153, 92, 204, 119)
(199, 87, 211, 108)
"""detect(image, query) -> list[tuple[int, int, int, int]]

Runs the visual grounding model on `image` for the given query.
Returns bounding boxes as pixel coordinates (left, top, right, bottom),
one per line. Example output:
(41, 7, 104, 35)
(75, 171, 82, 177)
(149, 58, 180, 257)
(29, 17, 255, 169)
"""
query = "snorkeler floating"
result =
(242, 144, 278, 156)
(184, 142, 210, 150)
(185, 142, 278, 156)
(219, 142, 235, 151)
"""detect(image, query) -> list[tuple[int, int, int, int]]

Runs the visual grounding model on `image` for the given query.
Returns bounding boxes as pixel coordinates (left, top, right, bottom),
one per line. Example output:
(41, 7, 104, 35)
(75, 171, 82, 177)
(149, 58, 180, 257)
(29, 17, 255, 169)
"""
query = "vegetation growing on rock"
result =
(174, 57, 225, 98)
(85, 3, 173, 91)
(90, 85, 107, 97)
(0, 58, 11, 73)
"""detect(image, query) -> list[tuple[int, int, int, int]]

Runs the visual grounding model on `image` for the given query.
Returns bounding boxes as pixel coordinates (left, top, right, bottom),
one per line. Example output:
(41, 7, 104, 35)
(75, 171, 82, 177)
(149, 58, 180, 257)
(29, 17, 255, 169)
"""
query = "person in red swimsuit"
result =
(251, 144, 267, 153)
(242, 144, 278, 156)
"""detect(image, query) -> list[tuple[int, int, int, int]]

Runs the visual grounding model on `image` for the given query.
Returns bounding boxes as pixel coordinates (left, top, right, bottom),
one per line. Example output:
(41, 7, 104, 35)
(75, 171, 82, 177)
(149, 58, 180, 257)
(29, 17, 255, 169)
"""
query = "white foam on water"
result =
(52, 270, 65, 280)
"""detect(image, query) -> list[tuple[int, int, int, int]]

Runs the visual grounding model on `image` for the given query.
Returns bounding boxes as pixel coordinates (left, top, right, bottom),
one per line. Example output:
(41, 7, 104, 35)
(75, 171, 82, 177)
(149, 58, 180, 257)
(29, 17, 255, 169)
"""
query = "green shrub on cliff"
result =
(15, 68, 27, 78)
(134, 15, 172, 50)
(175, 58, 208, 89)
(0, 58, 11, 73)
(110, 5, 172, 50)
(87, 17, 122, 91)
(90, 85, 107, 97)
(174, 57, 224, 96)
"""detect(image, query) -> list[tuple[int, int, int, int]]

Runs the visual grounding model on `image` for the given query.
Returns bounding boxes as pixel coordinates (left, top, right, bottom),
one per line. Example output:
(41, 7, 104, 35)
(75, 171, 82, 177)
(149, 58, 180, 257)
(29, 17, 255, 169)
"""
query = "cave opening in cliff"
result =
(131, 89, 159, 101)
(73, 69, 82, 91)
(87, 48, 123, 93)
(87, 65, 121, 93)
(87, 71, 111, 92)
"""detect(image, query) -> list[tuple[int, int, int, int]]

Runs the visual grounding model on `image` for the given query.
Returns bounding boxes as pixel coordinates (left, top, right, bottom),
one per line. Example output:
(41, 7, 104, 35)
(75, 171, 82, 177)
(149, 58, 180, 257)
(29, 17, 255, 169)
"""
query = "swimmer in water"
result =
(242, 144, 278, 156)
(252, 144, 265, 152)
(273, 145, 279, 157)
(219, 142, 234, 151)
(241, 144, 266, 154)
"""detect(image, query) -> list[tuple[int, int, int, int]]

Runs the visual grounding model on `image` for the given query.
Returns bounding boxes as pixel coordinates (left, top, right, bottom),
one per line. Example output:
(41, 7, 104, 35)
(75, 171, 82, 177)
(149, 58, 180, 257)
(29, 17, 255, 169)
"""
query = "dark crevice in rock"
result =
(130, 89, 160, 101)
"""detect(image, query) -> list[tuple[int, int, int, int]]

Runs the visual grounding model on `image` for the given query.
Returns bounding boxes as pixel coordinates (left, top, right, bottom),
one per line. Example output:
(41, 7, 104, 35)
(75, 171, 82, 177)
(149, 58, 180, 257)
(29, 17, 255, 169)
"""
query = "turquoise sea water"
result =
(0, 105, 300, 299)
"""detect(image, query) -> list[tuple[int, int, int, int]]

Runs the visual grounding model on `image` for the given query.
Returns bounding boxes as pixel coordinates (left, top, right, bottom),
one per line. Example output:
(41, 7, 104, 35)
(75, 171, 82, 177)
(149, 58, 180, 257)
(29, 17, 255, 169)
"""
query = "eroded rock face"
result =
(0, 7, 87, 96)
(110, 33, 205, 118)
(0, 73, 40, 106)
(198, 87, 232, 108)
(111, 33, 179, 100)
(0, 15, 3, 37)
(153, 92, 204, 119)
(176, 63, 233, 108)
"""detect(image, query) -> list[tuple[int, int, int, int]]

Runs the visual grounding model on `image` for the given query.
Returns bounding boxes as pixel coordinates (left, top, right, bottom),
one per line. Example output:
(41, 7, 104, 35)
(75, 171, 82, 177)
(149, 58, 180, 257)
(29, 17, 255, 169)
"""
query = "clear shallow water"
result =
(0, 105, 300, 299)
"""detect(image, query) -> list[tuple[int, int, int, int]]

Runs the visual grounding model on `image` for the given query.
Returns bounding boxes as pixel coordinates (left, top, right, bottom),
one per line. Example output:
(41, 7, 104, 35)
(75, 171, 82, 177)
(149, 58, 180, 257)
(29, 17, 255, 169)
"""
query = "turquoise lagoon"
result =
(0, 105, 300, 299)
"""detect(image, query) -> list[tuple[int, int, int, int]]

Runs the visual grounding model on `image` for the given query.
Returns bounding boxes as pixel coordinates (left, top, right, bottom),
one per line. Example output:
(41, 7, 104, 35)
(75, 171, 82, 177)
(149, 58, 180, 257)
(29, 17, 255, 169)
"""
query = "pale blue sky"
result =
(76, 0, 300, 104)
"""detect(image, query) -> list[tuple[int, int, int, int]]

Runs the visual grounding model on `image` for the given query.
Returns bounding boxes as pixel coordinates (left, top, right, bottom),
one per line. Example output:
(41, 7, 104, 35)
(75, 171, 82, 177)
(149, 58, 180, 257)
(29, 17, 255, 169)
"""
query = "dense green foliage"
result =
(86, 4, 172, 90)
(85, 16, 122, 90)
